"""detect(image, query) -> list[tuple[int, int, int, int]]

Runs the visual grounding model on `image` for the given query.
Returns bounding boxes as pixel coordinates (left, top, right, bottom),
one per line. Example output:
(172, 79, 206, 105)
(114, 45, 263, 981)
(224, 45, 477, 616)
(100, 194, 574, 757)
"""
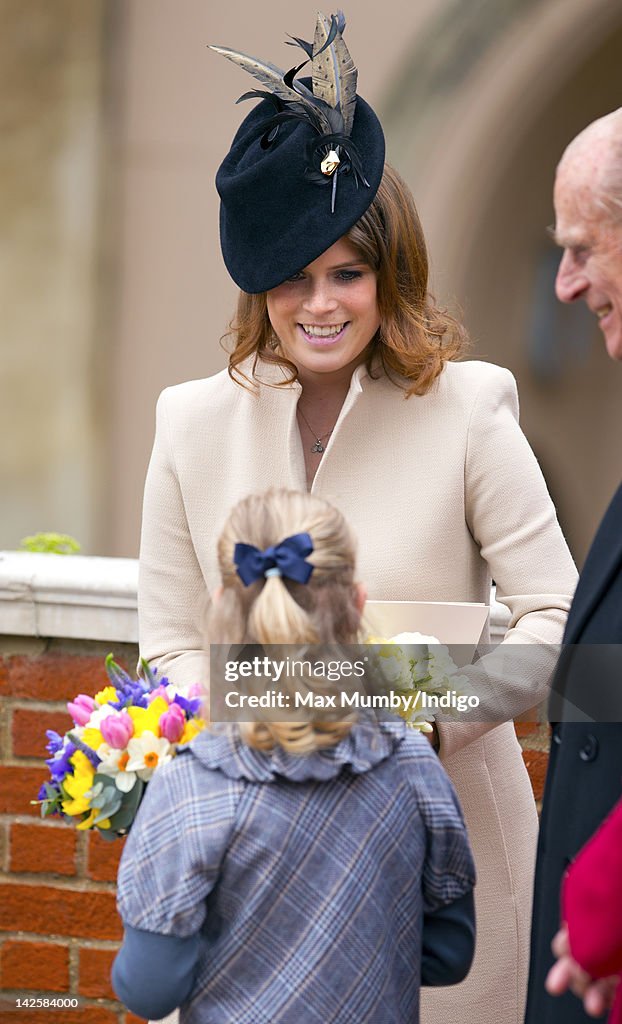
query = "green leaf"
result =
(95, 825, 118, 842)
(139, 658, 157, 686)
(108, 778, 145, 833)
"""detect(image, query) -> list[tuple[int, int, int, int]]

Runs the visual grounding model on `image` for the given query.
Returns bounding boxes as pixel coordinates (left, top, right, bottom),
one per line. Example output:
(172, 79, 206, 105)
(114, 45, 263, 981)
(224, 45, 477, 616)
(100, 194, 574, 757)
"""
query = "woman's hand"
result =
(545, 925, 619, 1017)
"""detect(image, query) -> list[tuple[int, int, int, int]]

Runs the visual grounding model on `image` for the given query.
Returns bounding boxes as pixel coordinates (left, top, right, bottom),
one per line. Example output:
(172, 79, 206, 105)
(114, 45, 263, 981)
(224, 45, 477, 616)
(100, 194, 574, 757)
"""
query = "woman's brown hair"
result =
(225, 164, 468, 396)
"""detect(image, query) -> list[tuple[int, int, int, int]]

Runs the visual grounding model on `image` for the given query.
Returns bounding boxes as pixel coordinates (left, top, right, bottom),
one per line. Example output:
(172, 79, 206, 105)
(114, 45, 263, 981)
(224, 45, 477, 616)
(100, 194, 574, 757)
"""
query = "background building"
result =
(3, 0, 621, 562)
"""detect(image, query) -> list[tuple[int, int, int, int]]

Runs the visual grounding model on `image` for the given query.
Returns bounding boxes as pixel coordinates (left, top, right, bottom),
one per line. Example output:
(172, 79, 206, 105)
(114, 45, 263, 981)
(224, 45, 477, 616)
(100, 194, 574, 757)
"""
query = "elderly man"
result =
(525, 108, 622, 1023)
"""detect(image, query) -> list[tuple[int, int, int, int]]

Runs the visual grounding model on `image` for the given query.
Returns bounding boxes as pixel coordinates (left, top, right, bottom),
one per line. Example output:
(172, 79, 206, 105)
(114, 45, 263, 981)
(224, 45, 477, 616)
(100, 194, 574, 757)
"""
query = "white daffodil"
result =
(86, 703, 118, 731)
(408, 710, 435, 733)
(126, 732, 173, 781)
(96, 743, 138, 793)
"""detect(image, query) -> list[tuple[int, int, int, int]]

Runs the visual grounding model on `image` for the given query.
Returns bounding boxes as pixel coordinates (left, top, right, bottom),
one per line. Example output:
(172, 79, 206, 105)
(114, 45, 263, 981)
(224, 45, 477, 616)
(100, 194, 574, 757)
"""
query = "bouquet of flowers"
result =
(367, 632, 473, 731)
(36, 655, 204, 839)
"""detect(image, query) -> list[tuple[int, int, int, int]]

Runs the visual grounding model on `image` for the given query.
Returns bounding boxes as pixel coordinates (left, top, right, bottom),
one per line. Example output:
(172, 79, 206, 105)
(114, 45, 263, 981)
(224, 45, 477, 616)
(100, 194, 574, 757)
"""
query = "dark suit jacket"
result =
(525, 483, 622, 1023)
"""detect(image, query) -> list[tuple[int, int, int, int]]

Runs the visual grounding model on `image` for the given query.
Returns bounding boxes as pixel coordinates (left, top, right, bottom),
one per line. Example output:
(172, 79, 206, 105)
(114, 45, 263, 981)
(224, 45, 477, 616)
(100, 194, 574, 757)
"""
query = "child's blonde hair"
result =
(207, 489, 363, 755)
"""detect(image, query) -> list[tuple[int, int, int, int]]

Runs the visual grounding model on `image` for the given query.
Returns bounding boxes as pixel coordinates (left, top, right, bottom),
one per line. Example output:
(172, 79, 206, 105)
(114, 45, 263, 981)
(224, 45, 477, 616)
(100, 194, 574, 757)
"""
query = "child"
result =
(112, 489, 476, 1023)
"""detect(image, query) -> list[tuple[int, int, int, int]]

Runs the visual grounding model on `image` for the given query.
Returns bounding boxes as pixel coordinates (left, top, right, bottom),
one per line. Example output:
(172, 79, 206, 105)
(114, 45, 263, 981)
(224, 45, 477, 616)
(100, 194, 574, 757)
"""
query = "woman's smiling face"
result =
(266, 237, 381, 384)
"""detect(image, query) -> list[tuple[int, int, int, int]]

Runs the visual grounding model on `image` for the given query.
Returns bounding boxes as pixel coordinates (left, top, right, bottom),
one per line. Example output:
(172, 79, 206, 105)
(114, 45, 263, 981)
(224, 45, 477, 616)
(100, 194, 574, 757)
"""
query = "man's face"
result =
(553, 158, 622, 361)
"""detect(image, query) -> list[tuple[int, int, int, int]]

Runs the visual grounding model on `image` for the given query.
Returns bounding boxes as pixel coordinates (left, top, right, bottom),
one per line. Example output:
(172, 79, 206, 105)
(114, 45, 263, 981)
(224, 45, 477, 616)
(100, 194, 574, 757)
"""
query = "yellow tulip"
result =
(77, 809, 111, 831)
(81, 727, 104, 751)
(61, 751, 95, 817)
(179, 718, 205, 745)
(94, 685, 118, 706)
(128, 696, 169, 737)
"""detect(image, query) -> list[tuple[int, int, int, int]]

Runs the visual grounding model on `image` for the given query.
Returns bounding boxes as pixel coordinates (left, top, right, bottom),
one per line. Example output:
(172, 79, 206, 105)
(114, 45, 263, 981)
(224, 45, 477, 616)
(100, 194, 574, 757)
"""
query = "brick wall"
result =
(0, 637, 551, 1021)
(0, 639, 145, 1024)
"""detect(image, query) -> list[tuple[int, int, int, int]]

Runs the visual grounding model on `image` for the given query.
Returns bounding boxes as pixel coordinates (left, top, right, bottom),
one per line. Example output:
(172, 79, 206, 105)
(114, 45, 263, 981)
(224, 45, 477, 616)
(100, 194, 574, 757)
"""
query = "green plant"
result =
(20, 532, 81, 555)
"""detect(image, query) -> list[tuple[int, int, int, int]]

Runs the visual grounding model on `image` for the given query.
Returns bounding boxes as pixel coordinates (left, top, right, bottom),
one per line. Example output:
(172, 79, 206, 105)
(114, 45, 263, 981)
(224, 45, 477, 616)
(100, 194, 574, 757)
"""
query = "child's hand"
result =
(545, 925, 619, 1017)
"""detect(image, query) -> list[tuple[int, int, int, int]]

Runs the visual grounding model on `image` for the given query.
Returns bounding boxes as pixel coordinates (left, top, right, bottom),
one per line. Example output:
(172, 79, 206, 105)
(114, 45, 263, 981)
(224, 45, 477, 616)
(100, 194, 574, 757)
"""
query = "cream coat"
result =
(139, 358, 577, 1024)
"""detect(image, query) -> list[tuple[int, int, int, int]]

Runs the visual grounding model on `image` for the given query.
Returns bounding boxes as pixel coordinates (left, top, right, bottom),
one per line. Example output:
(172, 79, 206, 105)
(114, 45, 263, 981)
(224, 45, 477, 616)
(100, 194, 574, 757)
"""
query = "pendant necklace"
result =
(297, 405, 334, 454)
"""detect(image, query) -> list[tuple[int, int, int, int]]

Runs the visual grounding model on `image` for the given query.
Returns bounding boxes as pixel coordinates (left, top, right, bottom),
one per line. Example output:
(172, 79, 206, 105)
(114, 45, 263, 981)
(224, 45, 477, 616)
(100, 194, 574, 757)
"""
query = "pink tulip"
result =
(149, 685, 171, 704)
(67, 694, 96, 726)
(160, 703, 186, 743)
(101, 711, 134, 749)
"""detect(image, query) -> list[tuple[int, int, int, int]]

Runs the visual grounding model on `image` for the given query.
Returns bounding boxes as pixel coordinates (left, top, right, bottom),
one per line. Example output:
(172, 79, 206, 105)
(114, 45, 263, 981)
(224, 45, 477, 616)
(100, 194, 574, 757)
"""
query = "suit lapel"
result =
(564, 483, 622, 644)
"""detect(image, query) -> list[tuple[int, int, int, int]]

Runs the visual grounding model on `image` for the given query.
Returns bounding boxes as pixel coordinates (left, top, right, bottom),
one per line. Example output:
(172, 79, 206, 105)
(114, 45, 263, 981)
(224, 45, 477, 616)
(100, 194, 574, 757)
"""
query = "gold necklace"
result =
(297, 405, 334, 454)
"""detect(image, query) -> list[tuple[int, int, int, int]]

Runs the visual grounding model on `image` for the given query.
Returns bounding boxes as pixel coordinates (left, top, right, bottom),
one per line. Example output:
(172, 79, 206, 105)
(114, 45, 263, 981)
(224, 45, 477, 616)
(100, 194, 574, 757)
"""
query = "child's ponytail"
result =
(206, 489, 363, 752)
(248, 572, 319, 645)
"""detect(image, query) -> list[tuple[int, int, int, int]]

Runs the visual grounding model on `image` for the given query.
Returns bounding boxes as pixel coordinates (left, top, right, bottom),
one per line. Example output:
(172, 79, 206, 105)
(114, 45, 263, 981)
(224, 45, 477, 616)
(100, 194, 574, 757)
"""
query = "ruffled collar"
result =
(185, 717, 406, 782)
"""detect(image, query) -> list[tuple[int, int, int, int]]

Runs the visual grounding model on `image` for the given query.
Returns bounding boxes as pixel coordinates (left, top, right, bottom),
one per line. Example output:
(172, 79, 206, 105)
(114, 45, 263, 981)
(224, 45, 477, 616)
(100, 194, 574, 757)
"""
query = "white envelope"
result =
(364, 600, 489, 661)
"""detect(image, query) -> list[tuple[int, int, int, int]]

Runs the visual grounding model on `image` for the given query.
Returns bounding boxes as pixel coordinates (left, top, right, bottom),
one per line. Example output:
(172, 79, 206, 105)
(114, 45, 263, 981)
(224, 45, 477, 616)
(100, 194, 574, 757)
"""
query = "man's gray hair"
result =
(593, 109, 622, 222)
(564, 108, 622, 223)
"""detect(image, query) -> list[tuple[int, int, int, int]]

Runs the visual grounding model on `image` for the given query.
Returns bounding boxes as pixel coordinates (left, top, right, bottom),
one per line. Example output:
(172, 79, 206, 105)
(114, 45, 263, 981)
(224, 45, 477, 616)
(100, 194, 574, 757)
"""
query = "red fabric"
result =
(562, 796, 622, 1023)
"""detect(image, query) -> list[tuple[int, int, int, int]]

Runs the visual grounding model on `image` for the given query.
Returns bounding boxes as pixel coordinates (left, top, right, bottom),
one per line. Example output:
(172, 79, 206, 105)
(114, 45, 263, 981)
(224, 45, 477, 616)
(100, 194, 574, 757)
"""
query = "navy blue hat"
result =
(212, 12, 385, 294)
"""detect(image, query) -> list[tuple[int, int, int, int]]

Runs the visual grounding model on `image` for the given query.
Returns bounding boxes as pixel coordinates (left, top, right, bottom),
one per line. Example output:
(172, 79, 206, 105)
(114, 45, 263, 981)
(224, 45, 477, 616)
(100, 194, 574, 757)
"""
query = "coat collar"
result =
(248, 353, 372, 394)
(564, 482, 622, 644)
(185, 717, 406, 782)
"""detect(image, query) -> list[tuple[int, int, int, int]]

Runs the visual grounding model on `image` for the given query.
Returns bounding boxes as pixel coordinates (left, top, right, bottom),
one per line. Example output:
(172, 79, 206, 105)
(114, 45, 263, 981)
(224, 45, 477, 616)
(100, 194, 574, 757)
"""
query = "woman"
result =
(137, 13, 577, 1024)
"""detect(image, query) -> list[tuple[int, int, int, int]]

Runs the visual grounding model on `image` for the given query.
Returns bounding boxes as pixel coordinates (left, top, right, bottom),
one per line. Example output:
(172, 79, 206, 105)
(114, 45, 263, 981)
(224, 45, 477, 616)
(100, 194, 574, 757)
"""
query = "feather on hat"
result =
(211, 11, 385, 293)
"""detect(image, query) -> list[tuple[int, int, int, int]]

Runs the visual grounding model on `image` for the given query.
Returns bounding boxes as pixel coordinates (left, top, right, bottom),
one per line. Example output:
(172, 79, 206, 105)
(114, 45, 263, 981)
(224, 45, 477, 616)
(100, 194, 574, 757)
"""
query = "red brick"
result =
(9, 822, 77, 877)
(0, 654, 111, 703)
(0, 883, 123, 941)
(78, 947, 117, 999)
(0, 939, 69, 992)
(12, 708, 73, 759)
(87, 832, 125, 883)
(522, 750, 549, 803)
(0, 1008, 118, 1024)
(514, 720, 539, 738)
(0, 765, 48, 816)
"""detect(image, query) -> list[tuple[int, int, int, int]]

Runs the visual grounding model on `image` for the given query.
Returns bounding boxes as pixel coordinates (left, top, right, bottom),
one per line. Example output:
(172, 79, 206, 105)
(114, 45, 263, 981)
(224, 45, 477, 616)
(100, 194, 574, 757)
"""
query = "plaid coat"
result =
(115, 719, 475, 1023)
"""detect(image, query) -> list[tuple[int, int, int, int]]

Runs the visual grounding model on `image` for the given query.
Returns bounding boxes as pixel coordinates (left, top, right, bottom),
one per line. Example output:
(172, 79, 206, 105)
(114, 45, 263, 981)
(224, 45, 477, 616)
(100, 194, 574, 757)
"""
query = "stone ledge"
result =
(0, 551, 510, 645)
(0, 552, 138, 644)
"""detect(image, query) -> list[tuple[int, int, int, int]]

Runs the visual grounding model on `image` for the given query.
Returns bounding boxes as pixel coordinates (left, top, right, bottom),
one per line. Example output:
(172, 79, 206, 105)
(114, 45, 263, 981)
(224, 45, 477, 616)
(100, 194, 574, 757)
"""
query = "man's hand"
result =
(545, 925, 619, 1017)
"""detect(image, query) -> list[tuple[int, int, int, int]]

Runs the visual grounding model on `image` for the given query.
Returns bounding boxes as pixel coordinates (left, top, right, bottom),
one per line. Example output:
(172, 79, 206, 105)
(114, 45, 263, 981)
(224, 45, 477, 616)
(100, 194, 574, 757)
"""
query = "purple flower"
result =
(67, 733, 101, 768)
(160, 703, 187, 743)
(110, 679, 150, 711)
(100, 711, 134, 749)
(173, 694, 203, 717)
(67, 694, 96, 726)
(45, 730, 64, 755)
(46, 740, 78, 782)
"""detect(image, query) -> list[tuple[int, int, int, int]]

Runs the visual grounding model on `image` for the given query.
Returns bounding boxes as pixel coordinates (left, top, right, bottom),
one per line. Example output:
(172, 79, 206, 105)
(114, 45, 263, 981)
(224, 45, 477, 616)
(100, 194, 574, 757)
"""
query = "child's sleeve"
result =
(410, 746, 477, 986)
(112, 927, 200, 1020)
(112, 754, 238, 1018)
(421, 891, 475, 986)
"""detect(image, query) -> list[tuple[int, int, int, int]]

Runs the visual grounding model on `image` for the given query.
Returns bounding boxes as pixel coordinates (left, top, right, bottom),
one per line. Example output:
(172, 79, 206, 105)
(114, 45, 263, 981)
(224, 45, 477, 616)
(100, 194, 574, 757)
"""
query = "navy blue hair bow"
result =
(233, 533, 314, 586)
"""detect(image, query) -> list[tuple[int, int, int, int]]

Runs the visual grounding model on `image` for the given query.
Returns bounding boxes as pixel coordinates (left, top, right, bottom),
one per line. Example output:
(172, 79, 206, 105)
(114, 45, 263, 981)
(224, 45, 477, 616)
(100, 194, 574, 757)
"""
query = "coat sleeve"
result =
(113, 754, 238, 1017)
(138, 388, 210, 692)
(437, 366, 578, 760)
(115, 755, 237, 937)
(562, 795, 622, 979)
(421, 891, 476, 986)
(411, 744, 477, 911)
